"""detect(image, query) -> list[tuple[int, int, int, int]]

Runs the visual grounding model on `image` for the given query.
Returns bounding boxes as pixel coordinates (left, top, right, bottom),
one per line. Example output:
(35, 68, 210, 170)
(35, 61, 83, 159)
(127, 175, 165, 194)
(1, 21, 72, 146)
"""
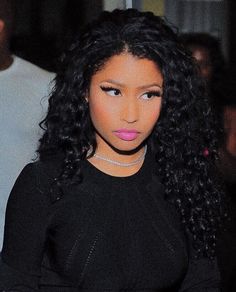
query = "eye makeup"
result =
(100, 86, 121, 96)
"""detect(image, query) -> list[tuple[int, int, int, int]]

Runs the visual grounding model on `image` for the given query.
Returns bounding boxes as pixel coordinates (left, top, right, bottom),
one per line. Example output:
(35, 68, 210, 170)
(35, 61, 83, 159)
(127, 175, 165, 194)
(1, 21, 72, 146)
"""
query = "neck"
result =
(87, 145, 147, 177)
(94, 145, 147, 167)
(0, 48, 13, 70)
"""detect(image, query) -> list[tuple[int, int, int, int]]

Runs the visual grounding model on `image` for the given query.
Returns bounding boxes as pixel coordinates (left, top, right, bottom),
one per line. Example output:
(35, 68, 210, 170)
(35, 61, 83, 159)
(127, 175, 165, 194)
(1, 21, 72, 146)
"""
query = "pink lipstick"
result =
(114, 129, 139, 141)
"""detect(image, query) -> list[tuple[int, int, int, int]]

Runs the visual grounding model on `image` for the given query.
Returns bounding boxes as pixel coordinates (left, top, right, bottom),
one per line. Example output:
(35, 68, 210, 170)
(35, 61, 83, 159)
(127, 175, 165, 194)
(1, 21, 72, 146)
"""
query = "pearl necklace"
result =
(92, 145, 147, 167)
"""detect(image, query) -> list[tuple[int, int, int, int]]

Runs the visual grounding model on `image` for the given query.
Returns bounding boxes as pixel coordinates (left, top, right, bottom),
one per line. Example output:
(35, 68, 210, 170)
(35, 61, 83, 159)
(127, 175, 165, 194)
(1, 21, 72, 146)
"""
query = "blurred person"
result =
(219, 97, 236, 182)
(0, 9, 226, 291)
(181, 33, 236, 292)
(0, 0, 55, 248)
(222, 104, 236, 158)
(217, 90, 236, 292)
(210, 62, 236, 292)
(180, 33, 227, 106)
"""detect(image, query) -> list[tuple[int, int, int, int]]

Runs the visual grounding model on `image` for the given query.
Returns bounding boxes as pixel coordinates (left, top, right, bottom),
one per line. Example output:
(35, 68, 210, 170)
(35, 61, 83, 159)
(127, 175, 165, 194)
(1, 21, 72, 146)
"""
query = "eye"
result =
(141, 91, 162, 100)
(100, 86, 121, 97)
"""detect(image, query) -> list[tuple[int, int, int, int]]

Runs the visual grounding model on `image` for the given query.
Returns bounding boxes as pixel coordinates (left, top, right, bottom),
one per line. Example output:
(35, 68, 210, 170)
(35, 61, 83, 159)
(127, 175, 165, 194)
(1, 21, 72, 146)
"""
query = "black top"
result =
(0, 151, 220, 291)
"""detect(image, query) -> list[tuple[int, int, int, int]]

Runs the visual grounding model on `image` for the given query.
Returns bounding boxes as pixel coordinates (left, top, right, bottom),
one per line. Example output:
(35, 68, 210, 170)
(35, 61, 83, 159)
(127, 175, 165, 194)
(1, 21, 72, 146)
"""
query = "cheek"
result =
(143, 101, 162, 127)
(202, 67, 212, 79)
(148, 110, 161, 127)
(89, 99, 117, 127)
(139, 111, 160, 135)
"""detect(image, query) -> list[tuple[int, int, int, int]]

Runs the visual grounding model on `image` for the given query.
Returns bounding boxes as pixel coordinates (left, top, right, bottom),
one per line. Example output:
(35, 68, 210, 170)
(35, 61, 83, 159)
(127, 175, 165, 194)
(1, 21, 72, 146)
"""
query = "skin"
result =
(224, 106, 236, 157)
(189, 45, 212, 82)
(87, 52, 163, 177)
(218, 106, 236, 183)
(0, 18, 13, 70)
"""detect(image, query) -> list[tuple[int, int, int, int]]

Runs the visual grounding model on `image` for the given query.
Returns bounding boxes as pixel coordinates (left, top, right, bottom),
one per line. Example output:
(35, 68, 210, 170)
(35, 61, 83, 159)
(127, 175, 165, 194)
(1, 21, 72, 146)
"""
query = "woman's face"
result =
(87, 52, 163, 155)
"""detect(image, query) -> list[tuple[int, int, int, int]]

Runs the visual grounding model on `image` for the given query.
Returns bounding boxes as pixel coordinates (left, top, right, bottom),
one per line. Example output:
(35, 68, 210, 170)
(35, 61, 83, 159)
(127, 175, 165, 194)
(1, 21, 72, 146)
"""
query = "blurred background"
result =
(11, 0, 236, 75)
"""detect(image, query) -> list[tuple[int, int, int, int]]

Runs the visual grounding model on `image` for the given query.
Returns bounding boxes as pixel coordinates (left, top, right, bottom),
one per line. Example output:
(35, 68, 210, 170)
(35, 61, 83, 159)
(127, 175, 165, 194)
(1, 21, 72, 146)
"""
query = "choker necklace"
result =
(92, 145, 147, 167)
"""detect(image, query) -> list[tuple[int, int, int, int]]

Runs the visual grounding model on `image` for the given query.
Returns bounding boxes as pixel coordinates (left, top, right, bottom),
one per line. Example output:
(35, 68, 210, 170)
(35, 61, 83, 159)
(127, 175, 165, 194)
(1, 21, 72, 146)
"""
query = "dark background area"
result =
(10, 0, 236, 77)
(228, 0, 236, 78)
(11, 0, 103, 72)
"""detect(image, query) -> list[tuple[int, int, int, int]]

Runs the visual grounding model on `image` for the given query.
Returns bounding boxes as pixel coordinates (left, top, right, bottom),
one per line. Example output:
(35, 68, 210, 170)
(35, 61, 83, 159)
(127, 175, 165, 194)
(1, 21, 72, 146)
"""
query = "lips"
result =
(114, 129, 139, 141)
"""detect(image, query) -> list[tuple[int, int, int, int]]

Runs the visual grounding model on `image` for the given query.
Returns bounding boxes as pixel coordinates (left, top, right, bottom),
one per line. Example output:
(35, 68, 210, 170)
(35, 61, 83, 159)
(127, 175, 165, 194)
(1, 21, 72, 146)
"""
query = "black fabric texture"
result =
(0, 151, 221, 291)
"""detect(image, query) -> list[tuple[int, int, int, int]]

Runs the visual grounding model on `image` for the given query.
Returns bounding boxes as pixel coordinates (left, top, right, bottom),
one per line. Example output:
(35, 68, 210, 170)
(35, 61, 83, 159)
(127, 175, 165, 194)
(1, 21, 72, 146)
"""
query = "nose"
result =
(121, 99, 139, 124)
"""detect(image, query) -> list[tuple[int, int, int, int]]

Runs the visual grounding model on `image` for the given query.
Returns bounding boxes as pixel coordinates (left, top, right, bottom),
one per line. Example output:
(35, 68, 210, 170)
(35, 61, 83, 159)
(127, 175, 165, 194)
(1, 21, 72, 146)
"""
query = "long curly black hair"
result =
(38, 9, 226, 258)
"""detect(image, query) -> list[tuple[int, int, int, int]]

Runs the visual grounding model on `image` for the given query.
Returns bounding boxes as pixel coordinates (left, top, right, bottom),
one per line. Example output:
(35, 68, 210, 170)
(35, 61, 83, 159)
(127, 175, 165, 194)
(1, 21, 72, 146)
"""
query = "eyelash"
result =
(100, 86, 162, 99)
(142, 91, 162, 99)
(100, 86, 121, 96)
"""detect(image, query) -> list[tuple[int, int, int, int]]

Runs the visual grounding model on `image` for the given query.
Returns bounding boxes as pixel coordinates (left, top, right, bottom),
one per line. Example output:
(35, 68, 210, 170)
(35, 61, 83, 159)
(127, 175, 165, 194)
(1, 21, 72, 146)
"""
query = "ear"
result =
(0, 20, 5, 34)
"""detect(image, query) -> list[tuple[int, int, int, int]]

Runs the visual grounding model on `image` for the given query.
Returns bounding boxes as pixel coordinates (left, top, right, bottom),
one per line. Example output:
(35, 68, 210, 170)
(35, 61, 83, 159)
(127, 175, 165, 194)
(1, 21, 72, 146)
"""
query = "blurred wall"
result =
(11, 0, 103, 72)
(142, 0, 164, 16)
(164, 0, 229, 59)
(10, 0, 235, 76)
(228, 0, 236, 77)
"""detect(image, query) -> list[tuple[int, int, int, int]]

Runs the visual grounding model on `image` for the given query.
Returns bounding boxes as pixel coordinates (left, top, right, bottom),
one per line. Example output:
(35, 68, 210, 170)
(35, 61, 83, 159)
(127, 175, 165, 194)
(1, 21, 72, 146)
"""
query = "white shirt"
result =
(0, 56, 55, 248)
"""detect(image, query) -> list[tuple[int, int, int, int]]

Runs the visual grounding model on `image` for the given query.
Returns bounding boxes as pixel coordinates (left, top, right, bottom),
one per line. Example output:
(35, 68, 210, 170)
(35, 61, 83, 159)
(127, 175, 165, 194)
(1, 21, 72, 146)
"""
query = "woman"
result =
(0, 9, 225, 291)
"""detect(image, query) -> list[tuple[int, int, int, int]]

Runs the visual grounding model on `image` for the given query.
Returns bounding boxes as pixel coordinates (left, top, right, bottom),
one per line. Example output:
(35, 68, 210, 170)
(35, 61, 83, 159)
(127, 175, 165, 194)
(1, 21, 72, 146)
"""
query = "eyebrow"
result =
(101, 79, 163, 89)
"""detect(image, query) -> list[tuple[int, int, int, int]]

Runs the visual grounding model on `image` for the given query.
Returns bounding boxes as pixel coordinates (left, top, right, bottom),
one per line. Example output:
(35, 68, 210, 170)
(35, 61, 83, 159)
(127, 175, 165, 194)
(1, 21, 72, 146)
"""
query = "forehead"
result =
(91, 53, 163, 86)
(190, 46, 210, 62)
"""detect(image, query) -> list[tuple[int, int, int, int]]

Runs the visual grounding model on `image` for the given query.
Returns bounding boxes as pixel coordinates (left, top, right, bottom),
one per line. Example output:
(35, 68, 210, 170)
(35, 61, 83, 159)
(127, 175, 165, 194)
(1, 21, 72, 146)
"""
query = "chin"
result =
(110, 140, 144, 154)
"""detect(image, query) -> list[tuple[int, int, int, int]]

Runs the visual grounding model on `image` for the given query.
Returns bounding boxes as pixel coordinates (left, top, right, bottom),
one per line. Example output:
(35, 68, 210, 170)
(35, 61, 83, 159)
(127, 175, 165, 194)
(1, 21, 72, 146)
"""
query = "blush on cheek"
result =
(150, 109, 161, 123)
(90, 103, 116, 126)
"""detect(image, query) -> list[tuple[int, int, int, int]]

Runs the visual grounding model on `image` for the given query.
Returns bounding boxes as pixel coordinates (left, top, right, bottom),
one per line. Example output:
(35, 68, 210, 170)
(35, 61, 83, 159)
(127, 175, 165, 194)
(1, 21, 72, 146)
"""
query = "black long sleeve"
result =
(0, 155, 221, 291)
(0, 163, 51, 291)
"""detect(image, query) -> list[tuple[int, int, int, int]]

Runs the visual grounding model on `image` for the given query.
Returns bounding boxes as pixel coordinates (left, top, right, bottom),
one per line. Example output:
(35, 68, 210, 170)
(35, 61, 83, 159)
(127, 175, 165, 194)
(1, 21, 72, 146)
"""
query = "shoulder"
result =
(8, 156, 62, 205)
(14, 56, 55, 82)
(16, 158, 58, 185)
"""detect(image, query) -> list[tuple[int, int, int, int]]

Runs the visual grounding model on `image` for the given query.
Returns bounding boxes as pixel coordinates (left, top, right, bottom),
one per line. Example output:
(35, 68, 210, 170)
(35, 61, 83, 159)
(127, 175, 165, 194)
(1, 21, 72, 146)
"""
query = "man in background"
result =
(0, 0, 55, 248)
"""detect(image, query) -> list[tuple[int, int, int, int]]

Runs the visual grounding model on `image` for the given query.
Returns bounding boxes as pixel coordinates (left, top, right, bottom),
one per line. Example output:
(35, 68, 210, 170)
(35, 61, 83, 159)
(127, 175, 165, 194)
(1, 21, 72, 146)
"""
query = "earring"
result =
(84, 97, 89, 107)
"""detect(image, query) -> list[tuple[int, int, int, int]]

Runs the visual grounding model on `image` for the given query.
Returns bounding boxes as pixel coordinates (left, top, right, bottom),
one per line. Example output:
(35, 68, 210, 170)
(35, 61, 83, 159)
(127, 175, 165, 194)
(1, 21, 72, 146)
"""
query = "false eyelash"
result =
(100, 86, 162, 97)
(100, 86, 121, 96)
(146, 91, 162, 97)
(100, 86, 118, 91)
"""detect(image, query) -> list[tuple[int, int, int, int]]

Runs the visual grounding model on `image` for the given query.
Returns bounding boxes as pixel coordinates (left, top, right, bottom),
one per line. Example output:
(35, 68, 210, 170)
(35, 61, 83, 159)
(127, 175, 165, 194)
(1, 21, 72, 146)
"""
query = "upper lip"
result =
(114, 129, 139, 133)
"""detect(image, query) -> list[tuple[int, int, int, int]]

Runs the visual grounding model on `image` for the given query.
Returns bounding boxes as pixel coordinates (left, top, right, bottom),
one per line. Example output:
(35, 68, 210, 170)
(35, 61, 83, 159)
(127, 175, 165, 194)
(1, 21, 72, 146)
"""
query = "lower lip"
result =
(114, 131, 139, 141)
